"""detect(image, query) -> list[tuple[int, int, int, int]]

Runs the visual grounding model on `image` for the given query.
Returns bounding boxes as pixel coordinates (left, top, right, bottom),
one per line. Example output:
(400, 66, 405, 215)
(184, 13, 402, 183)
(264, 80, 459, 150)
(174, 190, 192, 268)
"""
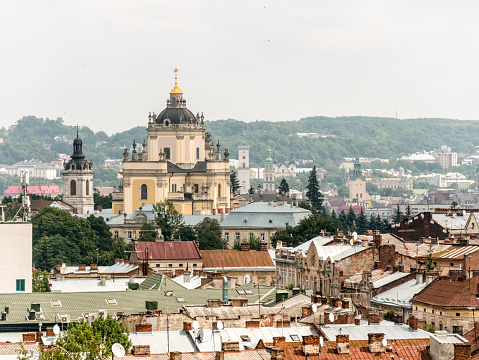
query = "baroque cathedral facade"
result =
(112, 70, 231, 215)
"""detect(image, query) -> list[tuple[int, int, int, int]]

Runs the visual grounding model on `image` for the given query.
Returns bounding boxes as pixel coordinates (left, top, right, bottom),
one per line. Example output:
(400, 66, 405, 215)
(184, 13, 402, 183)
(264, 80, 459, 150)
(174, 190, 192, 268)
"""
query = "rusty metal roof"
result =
(431, 245, 479, 259)
(201, 250, 274, 269)
(134, 241, 201, 261)
(411, 276, 479, 307)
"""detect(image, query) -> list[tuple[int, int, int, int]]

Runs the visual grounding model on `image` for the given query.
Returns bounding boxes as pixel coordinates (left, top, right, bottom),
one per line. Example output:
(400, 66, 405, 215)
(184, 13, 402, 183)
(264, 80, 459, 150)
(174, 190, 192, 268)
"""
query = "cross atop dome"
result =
(170, 67, 183, 94)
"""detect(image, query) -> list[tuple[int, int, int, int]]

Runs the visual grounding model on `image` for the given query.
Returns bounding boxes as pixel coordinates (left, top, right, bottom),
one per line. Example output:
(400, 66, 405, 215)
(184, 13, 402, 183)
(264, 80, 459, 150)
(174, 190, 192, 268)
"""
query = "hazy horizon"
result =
(2, 1, 479, 134)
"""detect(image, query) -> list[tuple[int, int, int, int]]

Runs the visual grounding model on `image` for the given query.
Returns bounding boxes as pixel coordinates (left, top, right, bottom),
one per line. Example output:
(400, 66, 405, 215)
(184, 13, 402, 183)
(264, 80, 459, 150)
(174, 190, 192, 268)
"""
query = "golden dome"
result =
(170, 68, 183, 94)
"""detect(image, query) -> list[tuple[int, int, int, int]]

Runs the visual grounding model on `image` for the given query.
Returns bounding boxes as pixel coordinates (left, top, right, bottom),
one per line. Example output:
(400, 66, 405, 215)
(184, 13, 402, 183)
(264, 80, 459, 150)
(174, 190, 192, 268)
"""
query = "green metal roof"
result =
(0, 276, 289, 326)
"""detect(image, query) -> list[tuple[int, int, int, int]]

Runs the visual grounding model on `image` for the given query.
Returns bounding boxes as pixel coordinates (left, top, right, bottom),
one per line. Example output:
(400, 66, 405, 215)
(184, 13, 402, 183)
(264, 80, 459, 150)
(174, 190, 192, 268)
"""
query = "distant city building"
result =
(371, 177, 413, 190)
(433, 145, 458, 169)
(237, 143, 250, 194)
(263, 153, 275, 194)
(62, 130, 94, 215)
(3, 185, 60, 197)
(347, 158, 371, 203)
(400, 152, 437, 163)
(6, 160, 57, 180)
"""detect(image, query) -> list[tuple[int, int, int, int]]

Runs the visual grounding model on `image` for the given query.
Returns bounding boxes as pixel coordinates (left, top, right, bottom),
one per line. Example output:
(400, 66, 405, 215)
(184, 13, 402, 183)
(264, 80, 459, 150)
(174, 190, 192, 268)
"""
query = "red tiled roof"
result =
(338, 205, 364, 214)
(4, 185, 60, 195)
(278, 339, 429, 360)
(134, 241, 201, 261)
(201, 250, 274, 268)
(411, 276, 479, 307)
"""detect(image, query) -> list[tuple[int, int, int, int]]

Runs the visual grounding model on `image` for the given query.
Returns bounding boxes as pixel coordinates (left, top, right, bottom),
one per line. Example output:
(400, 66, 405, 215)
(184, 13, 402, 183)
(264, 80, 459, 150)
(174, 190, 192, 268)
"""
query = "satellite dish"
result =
(329, 313, 334, 323)
(312, 304, 318, 313)
(382, 338, 387, 347)
(350, 239, 354, 245)
(112, 343, 125, 358)
(52, 325, 60, 335)
(243, 274, 251, 284)
(217, 320, 224, 330)
(193, 320, 199, 330)
(197, 329, 204, 343)
(320, 336, 324, 346)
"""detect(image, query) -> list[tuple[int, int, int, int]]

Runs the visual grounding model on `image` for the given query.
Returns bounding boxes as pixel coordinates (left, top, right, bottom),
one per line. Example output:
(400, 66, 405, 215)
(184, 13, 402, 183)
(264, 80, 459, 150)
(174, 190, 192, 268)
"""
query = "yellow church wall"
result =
(131, 179, 156, 210)
(112, 202, 124, 214)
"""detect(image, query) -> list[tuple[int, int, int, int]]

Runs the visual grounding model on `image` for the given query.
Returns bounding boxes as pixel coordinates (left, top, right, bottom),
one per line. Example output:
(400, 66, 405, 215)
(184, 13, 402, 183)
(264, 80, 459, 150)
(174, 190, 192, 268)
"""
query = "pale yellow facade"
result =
(113, 71, 231, 215)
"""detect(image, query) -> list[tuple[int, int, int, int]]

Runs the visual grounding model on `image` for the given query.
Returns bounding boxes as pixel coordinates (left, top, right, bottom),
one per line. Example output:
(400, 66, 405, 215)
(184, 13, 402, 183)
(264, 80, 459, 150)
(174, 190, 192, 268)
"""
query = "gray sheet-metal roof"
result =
(432, 213, 468, 229)
(312, 243, 368, 262)
(49, 277, 145, 293)
(192, 326, 318, 352)
(371, 279, 428, 309)
(129, 330, 196, 354)
(221, 202, 310, 229)
(101, 262, 138, 274)
(183, 214, 224, 227)
(320, 324, 431, 341)
(372, 272, 409, 288)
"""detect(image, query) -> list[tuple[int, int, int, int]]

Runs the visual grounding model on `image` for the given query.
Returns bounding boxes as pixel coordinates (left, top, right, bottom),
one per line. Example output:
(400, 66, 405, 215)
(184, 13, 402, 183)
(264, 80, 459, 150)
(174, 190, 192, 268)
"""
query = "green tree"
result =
(405, 204, 412, 217)
(233, 239, 242, 250)
(248, 186, 255, 194)
(35, 236, 53, 271)
(382, 218, 390, 233)
(175, 225, 197, 242)
(137, 222, 157, 242)
(347, 206, 357, 228)
(338, 210, 347, 225)
(279, 178, 290, 195)
(195, 217, 223, 250)
(394, 204, 403, 223)
(356, 208, 368, 234)
(305, 166, 323, 211)
(384, 309, 395, 322)
(249, 235, 261, 250)
(93, 192, 112, 210)
(230, 171, 241, 194)
(153, 200, 184, 241)
(331, 209, 337, 219)
(32, 270, 49, 292)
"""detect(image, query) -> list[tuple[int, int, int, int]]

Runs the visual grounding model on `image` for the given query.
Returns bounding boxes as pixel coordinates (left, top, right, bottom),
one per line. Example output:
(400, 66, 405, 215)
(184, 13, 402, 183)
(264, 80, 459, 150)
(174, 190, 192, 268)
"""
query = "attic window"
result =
(176, 297, 185, 303)
(50, 300, 62, 307)
(240, 335, 251, 342)
(290, 334, 300, 342)
(244, 219, 247, 223)
(269, 220, 272, 223)
(165, 291, 174, 297)
(106, 299, 117, 305)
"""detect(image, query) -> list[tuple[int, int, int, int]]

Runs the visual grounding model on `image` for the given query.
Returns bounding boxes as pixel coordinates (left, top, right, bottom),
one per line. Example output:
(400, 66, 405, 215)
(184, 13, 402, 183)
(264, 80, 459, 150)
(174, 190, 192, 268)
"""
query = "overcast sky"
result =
(1, 1, 479, 134)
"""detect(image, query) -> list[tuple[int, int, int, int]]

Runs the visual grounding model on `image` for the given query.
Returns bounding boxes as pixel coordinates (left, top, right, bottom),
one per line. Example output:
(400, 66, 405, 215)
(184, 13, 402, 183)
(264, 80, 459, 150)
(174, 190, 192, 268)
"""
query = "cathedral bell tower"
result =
(62, 129, 94, 214)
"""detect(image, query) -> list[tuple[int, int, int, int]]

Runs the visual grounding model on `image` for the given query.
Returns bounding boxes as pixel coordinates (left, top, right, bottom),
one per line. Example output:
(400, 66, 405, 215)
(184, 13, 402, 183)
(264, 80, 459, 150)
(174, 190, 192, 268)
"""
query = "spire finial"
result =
(76, 124, 79, 138)
(170, 68, 183, 94)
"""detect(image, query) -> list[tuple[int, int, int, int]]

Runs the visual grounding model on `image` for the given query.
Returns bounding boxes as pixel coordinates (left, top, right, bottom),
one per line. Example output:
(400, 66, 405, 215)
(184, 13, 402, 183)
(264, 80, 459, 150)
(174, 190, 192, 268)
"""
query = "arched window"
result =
(164, 148, 171, 160)
(86, 180, 89, 195)
(218, 183, 222, 197)
(141, 184, 148, 200)
(196, 147, 200, 159)
(71, 180, 76, 196)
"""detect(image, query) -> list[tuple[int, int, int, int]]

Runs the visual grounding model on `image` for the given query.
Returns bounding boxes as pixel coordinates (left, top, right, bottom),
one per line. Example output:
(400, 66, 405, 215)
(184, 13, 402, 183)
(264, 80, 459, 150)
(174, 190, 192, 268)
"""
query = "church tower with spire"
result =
(62, 129, 94, 214)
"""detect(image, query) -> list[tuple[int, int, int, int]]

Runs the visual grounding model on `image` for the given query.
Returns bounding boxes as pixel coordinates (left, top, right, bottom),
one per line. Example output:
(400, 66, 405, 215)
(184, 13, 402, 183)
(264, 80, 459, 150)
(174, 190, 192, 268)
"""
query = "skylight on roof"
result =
(165, 291, 173, 297)
(244, 290, 253, 295)
(50, 300, 62, 307)
(240, 335, 251, 342)
(237, 290, 246, 295)
(176, 297, 185, 303)
(106, 299, 117, 305)
(290, 334, 300, 342)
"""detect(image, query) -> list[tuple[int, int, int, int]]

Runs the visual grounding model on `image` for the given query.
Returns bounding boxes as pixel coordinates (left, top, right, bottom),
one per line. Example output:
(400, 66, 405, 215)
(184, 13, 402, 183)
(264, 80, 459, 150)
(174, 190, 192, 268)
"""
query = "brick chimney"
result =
(183, 322, 192, 333)
(454, 343, 472, 360)
(207, 299, 222, 308)
(394, 315, 403, 324)
(408, 315, 418, 331)
(241, 242, 250, 251)
(368, 333, 386, 353)
(132, 345, 150, 355)
(232, 298, 248, 307)
(336, 334, 350, 354)
(215, 351, 224, 360)
(273, 336, 286, 349)
(260, 241, 268, 251)
(368, 313, 381, 324)
(270, 347, 284, 360)
(302, 306, 313, 318)
(302, 335, 320, 356)
(170, 352, 182, 360)
(373, 230, 382, 248)
(222, 342, 240, 352)
(331, 297, 342, 308)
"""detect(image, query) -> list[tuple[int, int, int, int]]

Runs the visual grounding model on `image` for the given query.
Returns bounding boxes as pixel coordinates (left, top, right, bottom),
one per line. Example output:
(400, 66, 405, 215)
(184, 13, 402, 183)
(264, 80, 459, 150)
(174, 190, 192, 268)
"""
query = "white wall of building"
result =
(0, 223, 32, 293)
